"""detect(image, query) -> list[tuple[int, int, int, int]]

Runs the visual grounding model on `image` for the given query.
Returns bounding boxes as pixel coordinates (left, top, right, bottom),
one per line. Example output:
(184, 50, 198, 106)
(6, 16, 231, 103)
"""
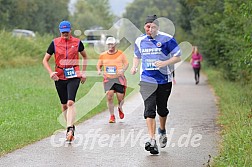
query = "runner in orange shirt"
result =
(97, 37, 129, 123)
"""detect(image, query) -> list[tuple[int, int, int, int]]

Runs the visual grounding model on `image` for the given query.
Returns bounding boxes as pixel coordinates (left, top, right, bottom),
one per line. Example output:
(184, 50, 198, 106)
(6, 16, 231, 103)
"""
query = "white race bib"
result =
(63, 67, 77, 78)
(145, 59, 159, 70)
(106, 66, 117, 74)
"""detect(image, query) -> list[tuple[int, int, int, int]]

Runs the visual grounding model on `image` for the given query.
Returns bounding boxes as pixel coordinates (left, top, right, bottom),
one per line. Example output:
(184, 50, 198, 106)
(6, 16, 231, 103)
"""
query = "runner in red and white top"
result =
(43, 20, 88, 142)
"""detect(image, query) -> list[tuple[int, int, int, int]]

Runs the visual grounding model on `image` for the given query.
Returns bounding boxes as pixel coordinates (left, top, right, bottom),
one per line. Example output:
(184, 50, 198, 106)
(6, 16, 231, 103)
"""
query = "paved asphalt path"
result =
(0, 63, 220, 167)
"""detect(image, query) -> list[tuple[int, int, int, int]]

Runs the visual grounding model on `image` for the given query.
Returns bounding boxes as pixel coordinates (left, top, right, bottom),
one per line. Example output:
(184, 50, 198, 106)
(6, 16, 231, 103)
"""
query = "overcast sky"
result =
(69, 0, 134, 16)
(109, 0, 134, 16)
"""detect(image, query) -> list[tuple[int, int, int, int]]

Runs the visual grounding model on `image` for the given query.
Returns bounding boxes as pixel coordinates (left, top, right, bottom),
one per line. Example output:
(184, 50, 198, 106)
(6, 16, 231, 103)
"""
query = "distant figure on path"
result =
(190, 46, 203, 84)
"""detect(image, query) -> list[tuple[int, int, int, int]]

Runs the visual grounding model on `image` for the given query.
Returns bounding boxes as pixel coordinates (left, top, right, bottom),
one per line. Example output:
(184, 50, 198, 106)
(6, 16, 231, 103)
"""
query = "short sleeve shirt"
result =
(134, 31, 181, 84)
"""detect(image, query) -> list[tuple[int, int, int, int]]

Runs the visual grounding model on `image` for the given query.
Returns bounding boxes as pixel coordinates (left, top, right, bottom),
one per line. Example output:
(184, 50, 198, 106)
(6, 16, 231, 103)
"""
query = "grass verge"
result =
(0, 62, 134, 155)
(0, 33, 136, 155)
(204, 67, 252, 166)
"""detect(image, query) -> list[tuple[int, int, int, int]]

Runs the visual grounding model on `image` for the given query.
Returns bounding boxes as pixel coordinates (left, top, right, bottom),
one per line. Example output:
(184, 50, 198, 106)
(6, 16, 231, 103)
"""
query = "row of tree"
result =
(0, 0, 114, 35)
(0, 0, 69, 34)
(178, 0, 252, 83)
(70, 0, 114, 32)
(1, 0, 251, 82)
(123, 0, 180, 33)
(123, 0, 252, 83)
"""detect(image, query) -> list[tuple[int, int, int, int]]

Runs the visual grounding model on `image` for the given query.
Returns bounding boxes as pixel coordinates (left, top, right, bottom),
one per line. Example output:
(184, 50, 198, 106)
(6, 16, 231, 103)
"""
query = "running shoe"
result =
(66, 125, 75, 142)
(150, 139, 159, 154)
(145, 140, 151, 151)
(145, 139, 159, 155)
(109, 115, 115, 123)
(118, 107, 124, 119)
(158, 127, 167, 148)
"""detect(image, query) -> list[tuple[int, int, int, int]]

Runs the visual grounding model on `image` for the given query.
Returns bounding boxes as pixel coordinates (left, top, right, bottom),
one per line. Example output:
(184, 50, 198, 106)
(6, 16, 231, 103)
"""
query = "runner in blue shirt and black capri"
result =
(131, 15, 181, 155)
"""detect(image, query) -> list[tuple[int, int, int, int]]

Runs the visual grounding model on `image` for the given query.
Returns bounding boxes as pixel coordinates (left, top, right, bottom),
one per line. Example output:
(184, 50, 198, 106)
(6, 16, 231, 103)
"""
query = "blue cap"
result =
(59, 21, 71, 33)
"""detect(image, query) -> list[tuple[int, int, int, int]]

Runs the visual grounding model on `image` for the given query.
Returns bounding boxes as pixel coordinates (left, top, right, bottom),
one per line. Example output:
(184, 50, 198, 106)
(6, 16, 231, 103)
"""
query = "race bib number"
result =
(145, 59, 159, 70)
(63, 67, 77, 78)
(106, 66, 117, 74)
(193, 60, 199, 65)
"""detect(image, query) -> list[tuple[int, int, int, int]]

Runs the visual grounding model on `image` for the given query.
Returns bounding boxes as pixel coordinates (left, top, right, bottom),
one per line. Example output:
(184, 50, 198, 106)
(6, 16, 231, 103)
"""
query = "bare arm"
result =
(200, 54, 203, 62)
(123, 63, 129, 72)
(154, 56, 181, 68)
(42, 53, 59, 81)
(80, 50, 88, 84)
(130, 57, 141, 75)
(118, 54, 129, 76)
(96, 58, 103, 75)
(118, 62, 129, 76)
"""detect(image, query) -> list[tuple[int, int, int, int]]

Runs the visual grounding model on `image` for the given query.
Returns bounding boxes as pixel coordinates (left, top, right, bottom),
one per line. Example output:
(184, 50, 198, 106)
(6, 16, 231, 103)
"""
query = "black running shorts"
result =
(54, 78, 80, 104)
(104, 78, 125, 94)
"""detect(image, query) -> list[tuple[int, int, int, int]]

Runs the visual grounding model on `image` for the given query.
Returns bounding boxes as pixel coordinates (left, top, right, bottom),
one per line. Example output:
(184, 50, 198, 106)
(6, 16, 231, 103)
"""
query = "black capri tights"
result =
(140, 81, 172, 119)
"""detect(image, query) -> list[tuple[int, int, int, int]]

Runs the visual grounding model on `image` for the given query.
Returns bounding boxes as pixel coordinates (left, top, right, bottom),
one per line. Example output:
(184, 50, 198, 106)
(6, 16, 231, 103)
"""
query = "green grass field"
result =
(204, 67, 252, 167)
(0, 56, 135, 155)
(0, 30, 251, 166)
(0, 30, 136, 155)
(0, 63, 111, 155)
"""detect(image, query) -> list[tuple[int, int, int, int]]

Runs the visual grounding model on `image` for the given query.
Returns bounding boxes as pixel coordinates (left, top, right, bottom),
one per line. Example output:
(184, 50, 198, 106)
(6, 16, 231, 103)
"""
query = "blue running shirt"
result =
(134, 31, 181, 84)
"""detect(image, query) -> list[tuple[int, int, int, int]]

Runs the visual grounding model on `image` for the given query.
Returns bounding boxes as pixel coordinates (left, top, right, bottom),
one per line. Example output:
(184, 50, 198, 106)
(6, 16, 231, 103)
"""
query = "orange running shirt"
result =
(97, 50, 128, 79)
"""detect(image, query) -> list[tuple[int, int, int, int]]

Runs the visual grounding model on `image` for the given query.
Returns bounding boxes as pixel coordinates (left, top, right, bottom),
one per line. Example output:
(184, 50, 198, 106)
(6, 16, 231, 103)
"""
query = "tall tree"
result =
(71, 0, 114, 32)
(0, 0, 69, 34)
(123, 0, 180, 31)
(0, 0, 15, 29)
(178, 0, 252, 82)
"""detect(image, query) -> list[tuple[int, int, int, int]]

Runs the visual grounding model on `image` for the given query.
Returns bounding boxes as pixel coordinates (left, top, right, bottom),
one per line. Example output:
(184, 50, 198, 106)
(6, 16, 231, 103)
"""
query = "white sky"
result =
(109, 0, 134, 16)
(69, 0, 134, 16)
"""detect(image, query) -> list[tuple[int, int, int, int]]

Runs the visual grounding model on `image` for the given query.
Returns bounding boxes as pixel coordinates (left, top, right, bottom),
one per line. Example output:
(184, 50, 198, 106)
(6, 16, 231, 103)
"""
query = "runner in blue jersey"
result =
(131, 15, 181, 154)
